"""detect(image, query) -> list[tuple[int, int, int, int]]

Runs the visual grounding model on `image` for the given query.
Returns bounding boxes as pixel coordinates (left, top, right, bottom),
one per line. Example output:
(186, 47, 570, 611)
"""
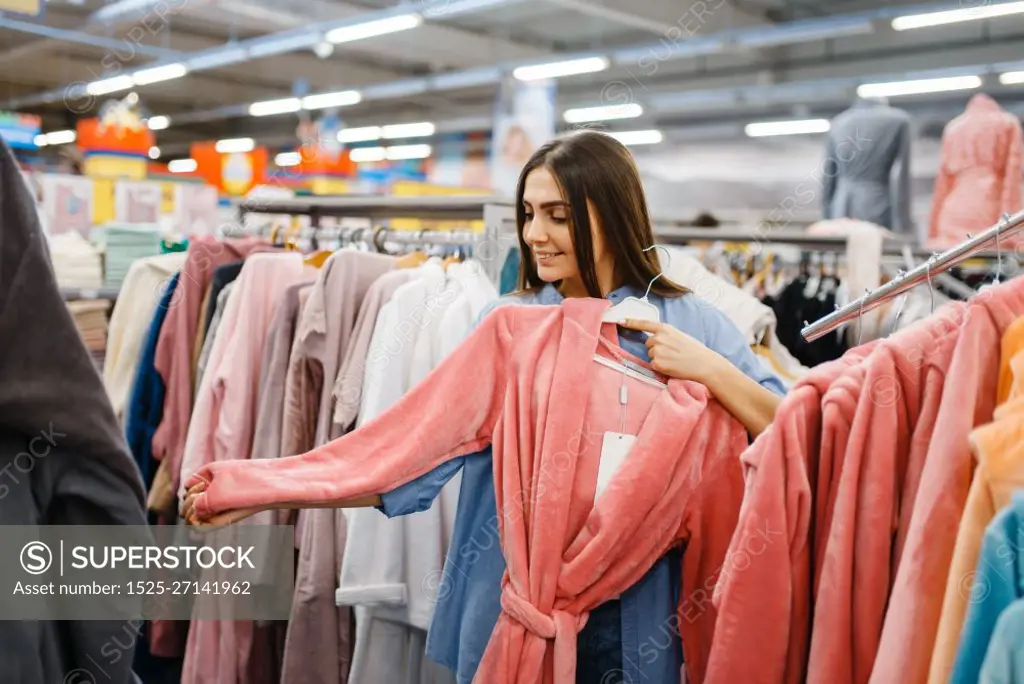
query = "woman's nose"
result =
(524, 223, 547, 245)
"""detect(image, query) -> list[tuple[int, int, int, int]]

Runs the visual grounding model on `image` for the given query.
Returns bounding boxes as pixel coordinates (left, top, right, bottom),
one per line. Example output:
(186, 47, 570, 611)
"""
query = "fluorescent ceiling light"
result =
(275, 151, 301, 167)
(892, 1, 1024, 30)
(857, 75, 982, 98)
(132, 63, 188, 86)
(564, 103, 642, 123)
(146, 115, 170, 130)
(513, 57, 609, 81)
(386, 143, 432, 160)
(301, 90, 362, 110)
(381, 121, 435, 139)
(168, 158, 197, 173)
(33, 134, 47, 147)
(362, 79, 428, 99)
(87, 75, 134, 95)
(215, 137, 255, 153)
(249, 97, 302, 117)
(745, 118, 831, 137)
(607, 129, 663, 146)
(187, 47, 248, 71)
(349, 146, 387, 162)
(338, 126, 383, 143)
(325, 13, 422, 44)
(38, 132, 77, 147)
(148, 146, 161, 159)
(1000, 71, 1024, 85)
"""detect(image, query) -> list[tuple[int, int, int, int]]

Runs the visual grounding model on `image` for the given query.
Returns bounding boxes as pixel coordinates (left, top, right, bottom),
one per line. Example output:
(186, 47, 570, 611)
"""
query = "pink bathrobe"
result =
(807, 303, 963, 684)
(187, 299, 749, 684)
(703, 344, 877, 684)
(869, 276, 1024, 684)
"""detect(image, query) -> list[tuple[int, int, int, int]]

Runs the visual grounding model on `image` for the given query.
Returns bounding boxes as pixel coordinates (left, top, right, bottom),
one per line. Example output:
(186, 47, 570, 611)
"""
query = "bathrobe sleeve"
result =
(187, 304, 516, 519)
(377, 297, 510, 517)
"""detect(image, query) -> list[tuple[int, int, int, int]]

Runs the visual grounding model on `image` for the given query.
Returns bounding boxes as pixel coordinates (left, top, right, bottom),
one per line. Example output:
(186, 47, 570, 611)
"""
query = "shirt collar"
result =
(537, 282, 647, 304)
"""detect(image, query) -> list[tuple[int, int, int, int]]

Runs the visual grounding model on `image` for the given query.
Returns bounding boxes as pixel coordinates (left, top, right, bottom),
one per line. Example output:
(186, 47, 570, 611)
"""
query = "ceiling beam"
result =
(540, 0, 673, 36)
(0, 0, 534, 109)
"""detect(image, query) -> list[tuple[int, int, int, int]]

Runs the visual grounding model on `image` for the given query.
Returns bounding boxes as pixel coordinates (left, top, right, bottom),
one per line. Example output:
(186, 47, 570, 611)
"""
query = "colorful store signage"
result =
(77, 108, 154, 159)
(78, 104, 154, 193)
(190, 142, 267, 197)
(0, 112, 41, 150)
(0, 0, 43, 18)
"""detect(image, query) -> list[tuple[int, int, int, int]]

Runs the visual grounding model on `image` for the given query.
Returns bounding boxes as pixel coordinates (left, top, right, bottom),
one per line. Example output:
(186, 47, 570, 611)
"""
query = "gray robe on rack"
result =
(0, 139, 148, 683)
(823, 99, 914, 236)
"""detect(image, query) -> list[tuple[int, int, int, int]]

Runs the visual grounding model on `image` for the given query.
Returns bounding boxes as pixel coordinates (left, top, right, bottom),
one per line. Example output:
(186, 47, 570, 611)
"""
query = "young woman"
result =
(184, 130, 784, 683)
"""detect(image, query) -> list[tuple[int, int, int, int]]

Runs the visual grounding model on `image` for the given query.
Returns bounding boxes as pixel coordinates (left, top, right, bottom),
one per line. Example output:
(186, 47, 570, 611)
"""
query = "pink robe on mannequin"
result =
(187, 299, 749, 684)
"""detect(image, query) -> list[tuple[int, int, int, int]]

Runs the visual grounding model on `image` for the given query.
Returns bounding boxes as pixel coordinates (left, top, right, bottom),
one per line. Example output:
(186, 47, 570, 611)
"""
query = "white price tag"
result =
(595, 432, 636, 503)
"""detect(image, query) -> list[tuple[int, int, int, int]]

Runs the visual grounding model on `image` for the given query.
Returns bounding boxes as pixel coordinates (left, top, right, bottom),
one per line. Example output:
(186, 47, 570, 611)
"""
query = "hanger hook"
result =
(995, 213, 1010, 284)
(857, 287, 870, 346)
(925, 253, 938, 315)
(890, 270, 908, 336)
(641, 244, 672, 300)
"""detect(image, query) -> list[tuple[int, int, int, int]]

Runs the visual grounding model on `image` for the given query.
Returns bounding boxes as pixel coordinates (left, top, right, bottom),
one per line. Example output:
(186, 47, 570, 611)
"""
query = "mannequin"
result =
(927, 93, 1023, 249)
(823, 95, 913, 237)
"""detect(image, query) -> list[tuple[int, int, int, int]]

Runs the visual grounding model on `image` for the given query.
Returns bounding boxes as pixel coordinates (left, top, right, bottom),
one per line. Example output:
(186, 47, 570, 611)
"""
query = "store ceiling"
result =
(3, 0, 1024, 157)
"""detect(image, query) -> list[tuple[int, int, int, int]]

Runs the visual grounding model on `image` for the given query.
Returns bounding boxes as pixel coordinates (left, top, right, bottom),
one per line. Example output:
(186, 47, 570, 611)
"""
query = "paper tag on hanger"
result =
(596, 432, 637, 503)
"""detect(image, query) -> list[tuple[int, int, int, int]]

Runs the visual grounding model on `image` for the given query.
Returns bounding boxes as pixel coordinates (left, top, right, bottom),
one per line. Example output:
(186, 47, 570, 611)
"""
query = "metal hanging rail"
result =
(800, 210, 1024, 342)
(228, 194, 518, 285)
(652, 225, 1010, 259)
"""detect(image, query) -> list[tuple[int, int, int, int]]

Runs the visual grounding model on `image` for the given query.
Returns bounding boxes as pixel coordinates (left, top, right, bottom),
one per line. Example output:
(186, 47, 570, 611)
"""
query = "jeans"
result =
(576, 599, 624, 684)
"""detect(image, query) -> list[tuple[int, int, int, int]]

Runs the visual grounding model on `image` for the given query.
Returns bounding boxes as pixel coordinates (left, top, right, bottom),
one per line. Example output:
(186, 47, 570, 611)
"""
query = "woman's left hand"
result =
(620, 318, 727, 386)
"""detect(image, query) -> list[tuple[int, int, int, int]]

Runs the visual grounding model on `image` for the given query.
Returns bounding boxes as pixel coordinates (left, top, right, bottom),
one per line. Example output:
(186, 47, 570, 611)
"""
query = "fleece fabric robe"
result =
(0, 137, 148, 684)
(187, 299, 749, 684)
(704, 342, 878, 684)
(928, 93, 1024, 249)
(807, 304, 963, 684)
(928, 316, 1024, 684)
(869, 275, 1024, 684)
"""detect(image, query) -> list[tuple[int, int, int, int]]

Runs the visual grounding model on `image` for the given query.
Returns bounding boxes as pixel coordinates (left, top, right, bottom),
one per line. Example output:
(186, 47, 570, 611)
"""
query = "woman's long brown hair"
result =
(514, 130, 687, 298)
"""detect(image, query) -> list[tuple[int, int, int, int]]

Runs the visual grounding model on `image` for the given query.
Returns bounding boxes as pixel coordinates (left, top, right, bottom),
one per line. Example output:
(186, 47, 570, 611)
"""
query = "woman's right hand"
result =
(181, 482, 263, 529)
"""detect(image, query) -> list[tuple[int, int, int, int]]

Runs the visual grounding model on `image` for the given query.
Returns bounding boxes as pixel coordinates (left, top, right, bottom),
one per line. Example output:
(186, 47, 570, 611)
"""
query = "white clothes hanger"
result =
(601, 244, 670, 325)
(592, 354, 666, 389)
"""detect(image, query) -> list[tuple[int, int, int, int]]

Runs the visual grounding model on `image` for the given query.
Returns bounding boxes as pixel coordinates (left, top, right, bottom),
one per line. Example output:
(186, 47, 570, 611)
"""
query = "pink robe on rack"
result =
(703, 344, 877, 684)
(806, 304, 963, 684)
(869, 276, 1024, 684)
(187, 299, 749, 684)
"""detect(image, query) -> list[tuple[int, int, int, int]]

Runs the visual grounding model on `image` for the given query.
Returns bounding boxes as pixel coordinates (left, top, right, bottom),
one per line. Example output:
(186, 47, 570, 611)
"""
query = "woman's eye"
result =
(550, 214, 568, 224)
(523, 212, 534, 221)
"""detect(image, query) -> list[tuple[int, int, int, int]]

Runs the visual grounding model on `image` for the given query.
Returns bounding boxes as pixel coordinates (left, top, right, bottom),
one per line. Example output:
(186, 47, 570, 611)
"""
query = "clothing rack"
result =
(370, 226, 481, 251)
(231, 195, 517, 284)
(60, 287, 120, 301)
(653, 225, 1006, 260)
(653, 210, 818, 229)
(800, 210, 1024, 342)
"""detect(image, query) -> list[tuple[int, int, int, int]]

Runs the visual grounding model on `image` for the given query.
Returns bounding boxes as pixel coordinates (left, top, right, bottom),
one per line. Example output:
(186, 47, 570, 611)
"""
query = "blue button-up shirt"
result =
(379, 283, 786, 683)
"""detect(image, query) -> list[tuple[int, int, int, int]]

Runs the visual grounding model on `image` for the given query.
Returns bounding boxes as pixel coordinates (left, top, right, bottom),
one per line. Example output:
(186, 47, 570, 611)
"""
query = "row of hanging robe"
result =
(101, 225, 495, 684)
(700, 254, 1024, 684)
(101, 215, 1005, 684)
